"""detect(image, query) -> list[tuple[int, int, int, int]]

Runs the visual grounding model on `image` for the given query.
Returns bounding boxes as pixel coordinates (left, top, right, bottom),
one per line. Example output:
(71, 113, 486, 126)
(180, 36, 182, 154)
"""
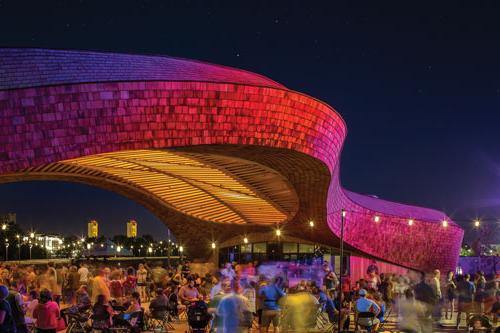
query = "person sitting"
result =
(149, 288, 169, 318)
(33, 289, 61, 333)
(355, 289, 380, 331)
(371, 292, 386, 324)
(178, 277, 200, 305)
(91, 294, 113, 331)
(113, 291, 142, 327)
(75, 285, 91, 312)
(24, 290, 39, 324)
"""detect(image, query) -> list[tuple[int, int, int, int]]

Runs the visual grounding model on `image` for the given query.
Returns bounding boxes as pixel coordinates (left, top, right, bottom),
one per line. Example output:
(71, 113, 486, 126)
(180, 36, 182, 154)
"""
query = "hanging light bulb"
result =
(442, 220, 448, 228)
(211, 242, 216, 249)
(243, 237, 249, 244)
(179, 246, 184, 253)
(309, 220, 314, 227)
(276, 229, 281, 237)
(473, 220, 480, 228)
(374, 216, 380, 223)
(408, 219, 414, 226)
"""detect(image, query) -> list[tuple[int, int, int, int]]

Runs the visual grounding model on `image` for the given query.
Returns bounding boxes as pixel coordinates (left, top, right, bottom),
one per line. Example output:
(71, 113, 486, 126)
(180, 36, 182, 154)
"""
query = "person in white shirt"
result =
(77, 263, 89, 285)
(220, 263, 236, 281)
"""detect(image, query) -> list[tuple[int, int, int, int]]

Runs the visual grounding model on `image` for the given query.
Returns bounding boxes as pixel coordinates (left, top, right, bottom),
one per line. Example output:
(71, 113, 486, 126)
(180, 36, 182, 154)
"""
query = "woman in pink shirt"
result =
(33, 289, 60, 333)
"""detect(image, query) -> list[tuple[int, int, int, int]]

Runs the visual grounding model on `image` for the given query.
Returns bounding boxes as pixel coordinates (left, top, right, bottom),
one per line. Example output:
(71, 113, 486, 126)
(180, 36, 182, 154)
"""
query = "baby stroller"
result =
(187, 300, 211, 333)
(467, 314, 493, 333)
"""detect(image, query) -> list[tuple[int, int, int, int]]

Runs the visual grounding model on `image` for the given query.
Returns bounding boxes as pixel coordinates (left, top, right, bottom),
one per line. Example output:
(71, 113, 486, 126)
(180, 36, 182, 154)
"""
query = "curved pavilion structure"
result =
(0, 48, 463, 272)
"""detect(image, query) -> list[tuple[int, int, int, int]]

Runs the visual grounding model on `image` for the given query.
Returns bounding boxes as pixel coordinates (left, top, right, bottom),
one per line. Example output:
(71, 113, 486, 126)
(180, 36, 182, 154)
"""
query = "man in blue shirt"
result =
(355, 289, 380, 331)
(258, 276, 285, 332)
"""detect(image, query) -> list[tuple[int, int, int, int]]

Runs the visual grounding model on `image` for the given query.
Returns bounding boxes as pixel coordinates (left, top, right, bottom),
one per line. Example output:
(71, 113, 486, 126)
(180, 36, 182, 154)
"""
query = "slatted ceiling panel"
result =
(21, 149, 297, 225)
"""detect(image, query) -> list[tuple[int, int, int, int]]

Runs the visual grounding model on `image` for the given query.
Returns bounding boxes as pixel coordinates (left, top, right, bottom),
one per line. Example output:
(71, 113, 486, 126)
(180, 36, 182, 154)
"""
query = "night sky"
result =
(0, 1, 499, 243)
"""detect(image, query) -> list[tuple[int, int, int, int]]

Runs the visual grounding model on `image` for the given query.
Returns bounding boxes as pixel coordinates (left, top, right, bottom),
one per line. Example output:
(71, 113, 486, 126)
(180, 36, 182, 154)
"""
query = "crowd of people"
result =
(0, 259, 498, 332)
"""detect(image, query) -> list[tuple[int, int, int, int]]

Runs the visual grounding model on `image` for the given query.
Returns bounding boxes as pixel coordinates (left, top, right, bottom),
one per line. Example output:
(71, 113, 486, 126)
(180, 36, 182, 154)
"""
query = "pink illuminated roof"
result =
(343, 189, 448, 223)
(0, 48, 285, 90)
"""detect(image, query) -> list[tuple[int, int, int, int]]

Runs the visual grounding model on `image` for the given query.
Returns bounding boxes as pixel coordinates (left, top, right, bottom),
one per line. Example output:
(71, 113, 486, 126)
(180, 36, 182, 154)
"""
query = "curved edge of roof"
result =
(0, 47, 287, 90)
(342, 188, 456, 225)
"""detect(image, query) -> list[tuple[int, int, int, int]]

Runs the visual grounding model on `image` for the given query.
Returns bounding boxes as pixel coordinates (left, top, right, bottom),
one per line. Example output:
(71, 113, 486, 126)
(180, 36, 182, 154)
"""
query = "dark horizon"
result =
(0, 1, 499, 243)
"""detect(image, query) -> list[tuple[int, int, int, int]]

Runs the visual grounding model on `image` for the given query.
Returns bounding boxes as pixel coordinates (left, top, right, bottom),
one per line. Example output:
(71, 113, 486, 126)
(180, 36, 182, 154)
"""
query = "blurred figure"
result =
(91, 267, 110, 303)
(456, 274, 476, 329)
(281, 290, 318, 332)
(397, 289, 426, 333)
(220, 263, 236, 281)
(0, 285, 16, 333)
(216, 281, 252, 333)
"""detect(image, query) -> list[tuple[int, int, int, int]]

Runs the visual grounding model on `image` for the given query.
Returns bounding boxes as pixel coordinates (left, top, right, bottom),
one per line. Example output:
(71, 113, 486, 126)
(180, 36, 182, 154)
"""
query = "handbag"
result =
(56, 317, 67, 331)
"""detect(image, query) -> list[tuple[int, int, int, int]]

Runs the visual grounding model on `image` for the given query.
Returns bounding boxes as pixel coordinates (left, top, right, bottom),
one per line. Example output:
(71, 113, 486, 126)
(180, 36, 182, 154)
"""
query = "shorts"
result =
(357, 317, 380, 327)
(261, 309, 281, 328)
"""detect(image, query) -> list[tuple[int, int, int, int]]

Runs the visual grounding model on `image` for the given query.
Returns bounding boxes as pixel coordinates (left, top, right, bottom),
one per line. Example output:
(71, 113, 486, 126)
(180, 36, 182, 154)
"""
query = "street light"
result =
(1, 224, 7, 231)
(5, 239, 9, 261)
(30, 232, 35, 239)
(338, 208, 346, 331)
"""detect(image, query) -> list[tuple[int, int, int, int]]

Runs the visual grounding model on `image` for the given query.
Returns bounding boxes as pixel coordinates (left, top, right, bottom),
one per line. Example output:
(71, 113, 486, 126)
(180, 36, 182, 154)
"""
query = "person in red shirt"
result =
(33, 289, 60, 333)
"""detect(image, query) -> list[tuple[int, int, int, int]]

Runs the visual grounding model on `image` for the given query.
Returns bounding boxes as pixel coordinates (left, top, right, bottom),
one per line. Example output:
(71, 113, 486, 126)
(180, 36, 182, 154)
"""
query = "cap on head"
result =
(0, 285, 8, 299)
(359, 289, 367, 296)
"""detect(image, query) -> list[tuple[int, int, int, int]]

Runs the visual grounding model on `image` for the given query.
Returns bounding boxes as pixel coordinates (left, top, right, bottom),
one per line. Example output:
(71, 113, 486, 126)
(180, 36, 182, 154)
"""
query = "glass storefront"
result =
(218, 241, 332, 265)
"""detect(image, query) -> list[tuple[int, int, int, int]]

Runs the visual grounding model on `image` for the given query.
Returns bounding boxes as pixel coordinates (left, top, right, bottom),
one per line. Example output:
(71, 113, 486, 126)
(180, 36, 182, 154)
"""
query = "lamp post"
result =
(337, 209, 346, 332)
(29, 244, 33, 260)
(5, 239, 9, 261)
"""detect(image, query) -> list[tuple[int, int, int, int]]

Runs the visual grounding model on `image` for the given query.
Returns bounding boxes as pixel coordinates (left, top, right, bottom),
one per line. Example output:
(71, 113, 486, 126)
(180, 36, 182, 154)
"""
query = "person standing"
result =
(91, 268, 110, 304)
(259, 276, 286, 333)
(7, 281, 28, 333)
(456, 274, 476, 329)
(0, 285, 16, 333)
(444, 271, 457, 320)
(216, 282, 252, 333)
(136, 264, 148, 302)
(430, 269, 443, 321)
(77, 263, 89, 286)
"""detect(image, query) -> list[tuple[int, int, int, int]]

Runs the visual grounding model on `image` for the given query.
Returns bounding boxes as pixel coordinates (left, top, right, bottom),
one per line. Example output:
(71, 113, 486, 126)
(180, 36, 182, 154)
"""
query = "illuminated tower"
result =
(87, 220, 98, 238)
(127, 219, 137, 238)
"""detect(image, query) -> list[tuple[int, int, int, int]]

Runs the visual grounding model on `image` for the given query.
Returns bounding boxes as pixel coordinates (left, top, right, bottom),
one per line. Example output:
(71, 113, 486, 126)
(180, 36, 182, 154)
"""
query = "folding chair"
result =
(148, 306, 171, 332)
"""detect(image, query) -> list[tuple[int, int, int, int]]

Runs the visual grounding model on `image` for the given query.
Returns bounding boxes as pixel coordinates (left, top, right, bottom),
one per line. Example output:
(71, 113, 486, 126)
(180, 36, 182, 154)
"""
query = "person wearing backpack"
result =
(7, 281, 28, 333)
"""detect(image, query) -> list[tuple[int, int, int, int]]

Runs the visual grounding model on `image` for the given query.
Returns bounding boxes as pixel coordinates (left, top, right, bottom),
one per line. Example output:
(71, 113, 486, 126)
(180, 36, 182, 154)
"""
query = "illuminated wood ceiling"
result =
(20, 150, 299, 225)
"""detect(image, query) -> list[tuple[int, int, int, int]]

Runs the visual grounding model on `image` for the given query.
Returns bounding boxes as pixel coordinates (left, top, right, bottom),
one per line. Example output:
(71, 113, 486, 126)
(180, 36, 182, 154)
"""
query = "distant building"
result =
(44, 235, 63, 251)
(127, 220, 137, 238)
(0, 213, 16, 226)
(88, 220, 98, 238)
